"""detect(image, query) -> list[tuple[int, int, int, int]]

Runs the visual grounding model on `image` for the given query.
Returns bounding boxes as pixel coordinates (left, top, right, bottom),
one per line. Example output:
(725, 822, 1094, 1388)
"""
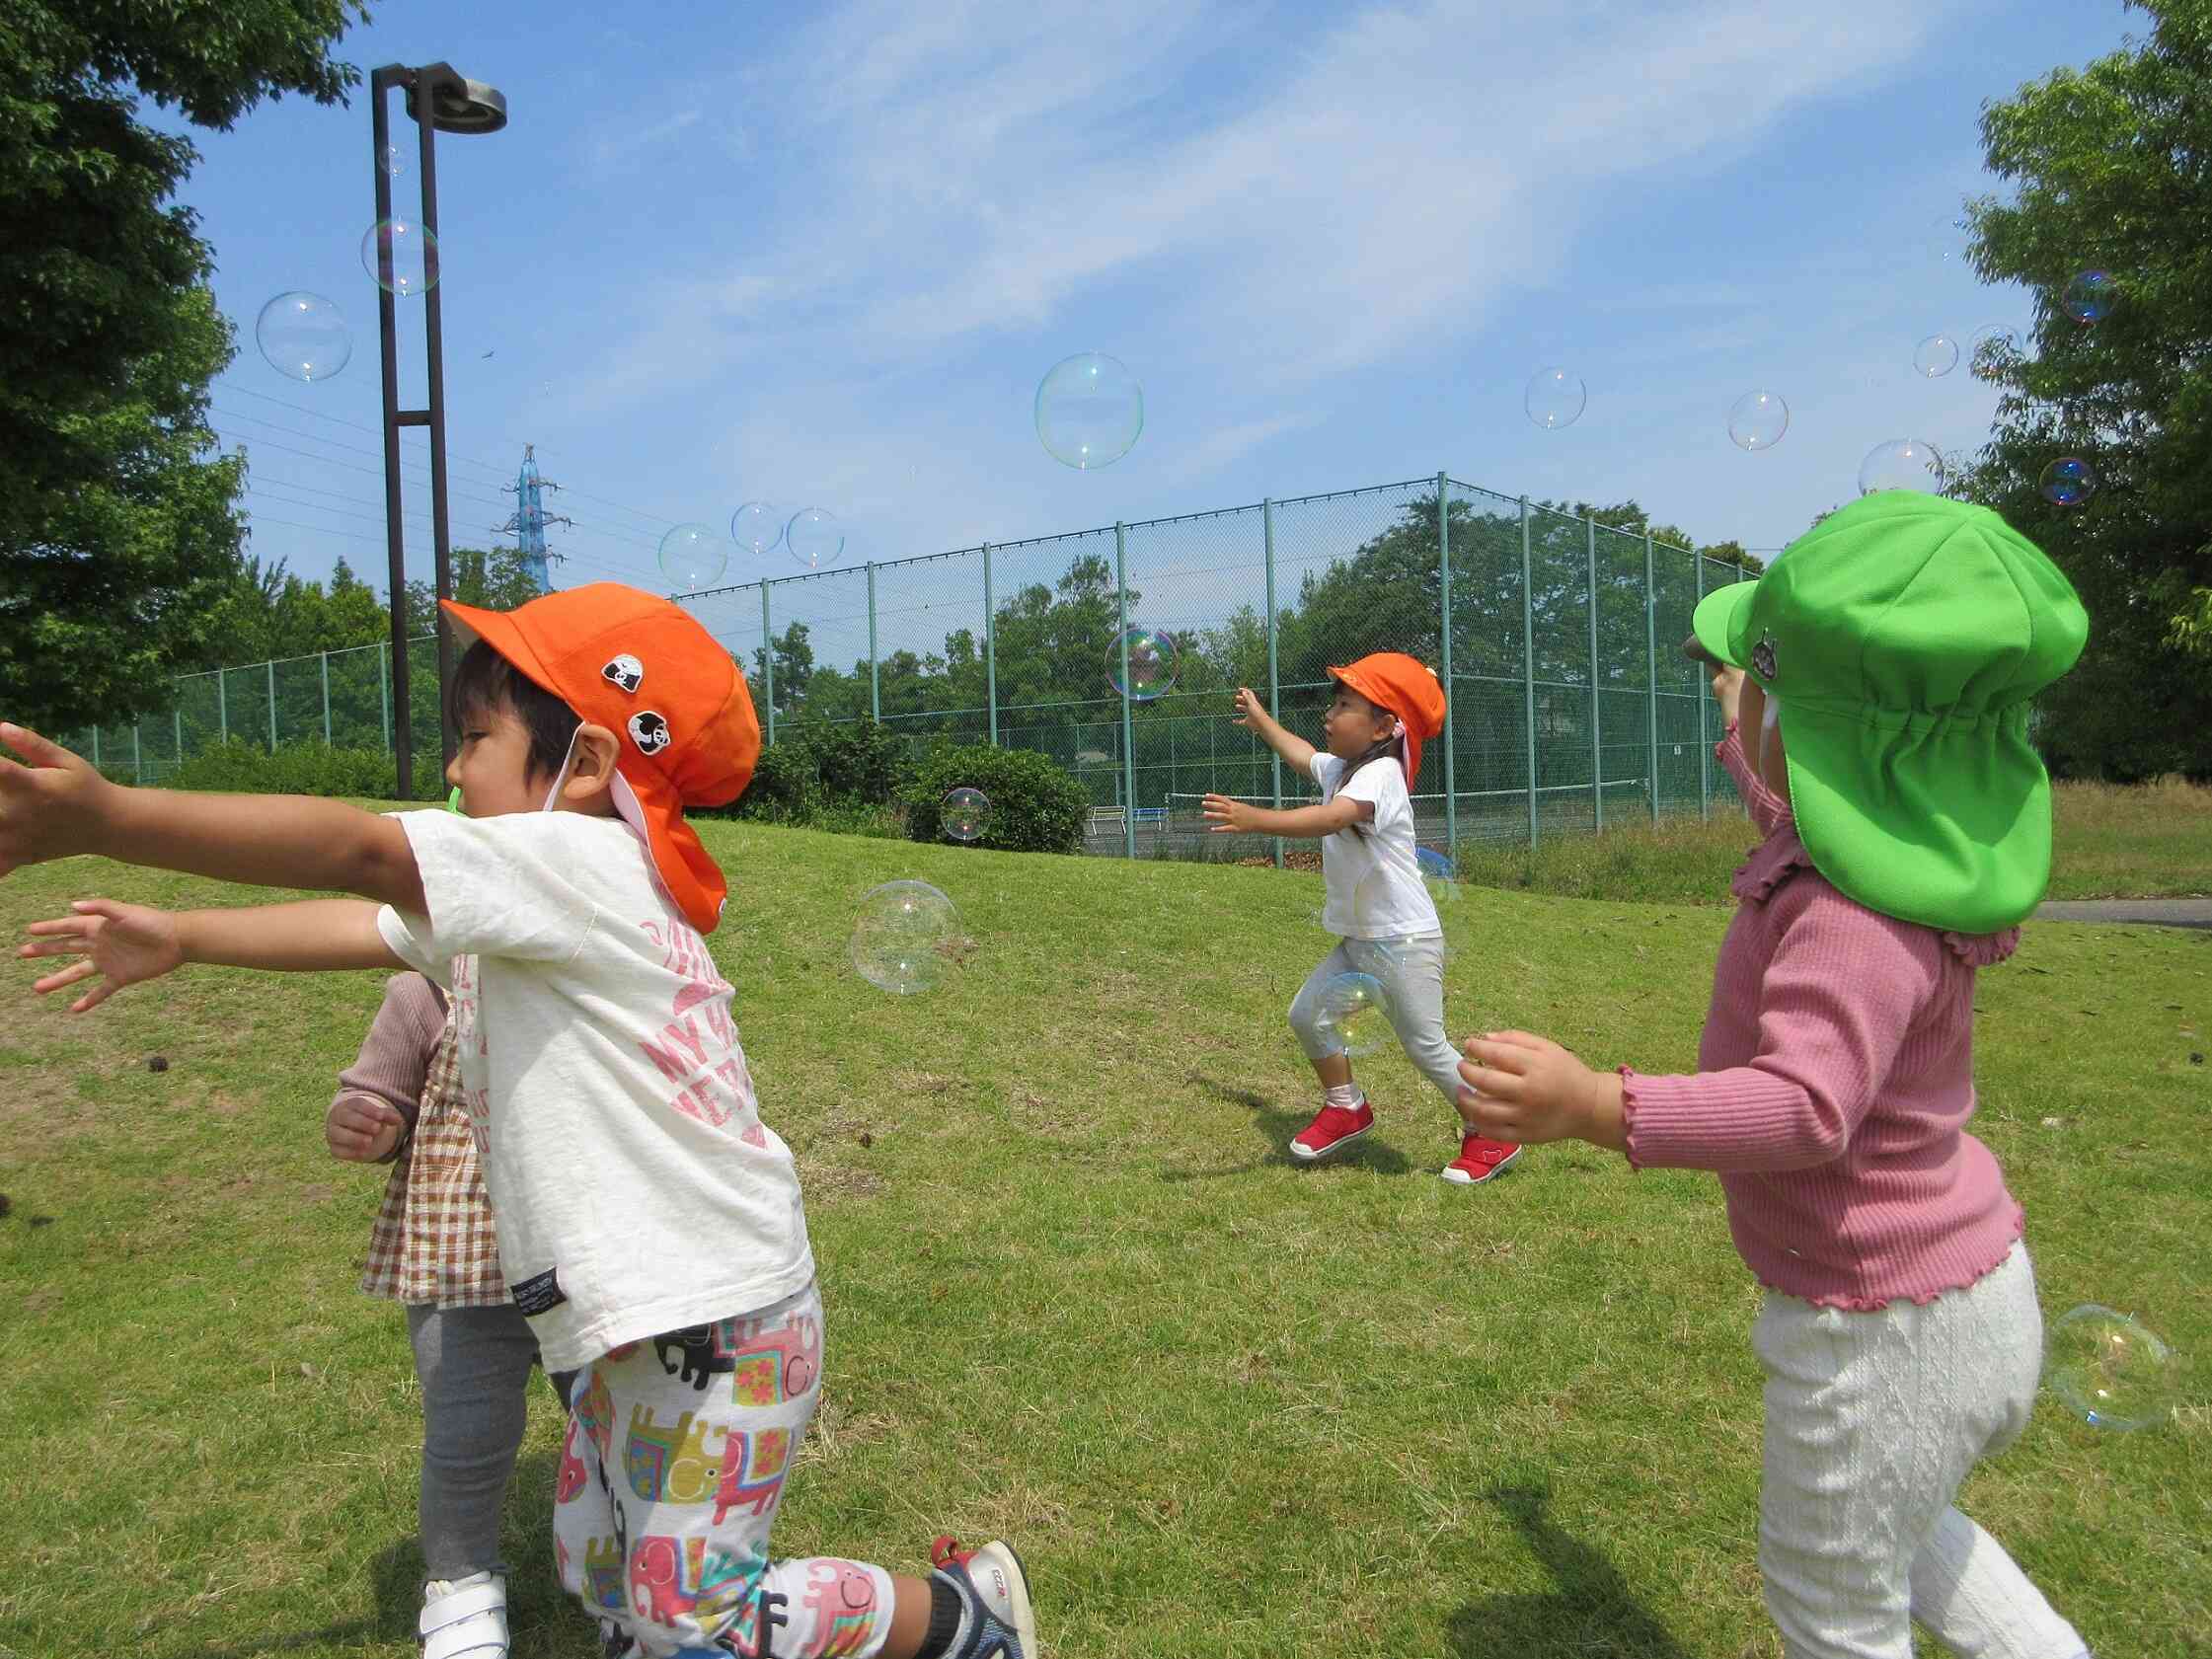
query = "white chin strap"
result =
(540, 728, 582, 812)
(1758, 694, 1782, 777)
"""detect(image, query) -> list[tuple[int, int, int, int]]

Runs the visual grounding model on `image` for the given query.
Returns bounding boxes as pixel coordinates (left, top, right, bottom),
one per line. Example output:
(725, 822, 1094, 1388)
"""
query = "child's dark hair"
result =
(447, 640, 582, 782)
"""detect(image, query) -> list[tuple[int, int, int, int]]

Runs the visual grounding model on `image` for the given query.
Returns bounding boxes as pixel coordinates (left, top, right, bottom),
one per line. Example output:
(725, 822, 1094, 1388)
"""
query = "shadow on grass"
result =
(151, 1450, 595, 1658)
(1446, 1484, 1693, 1658)
(1158, 1073, 1412, 1180)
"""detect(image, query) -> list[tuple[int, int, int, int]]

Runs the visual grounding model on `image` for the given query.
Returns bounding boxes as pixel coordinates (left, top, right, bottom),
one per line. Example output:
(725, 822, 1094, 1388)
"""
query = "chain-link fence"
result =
(75, 472, 1754, 858)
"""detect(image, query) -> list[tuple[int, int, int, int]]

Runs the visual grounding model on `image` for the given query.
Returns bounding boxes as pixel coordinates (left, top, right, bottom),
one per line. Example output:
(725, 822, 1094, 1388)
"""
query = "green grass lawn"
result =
(0, 818, 2205, 1657)
(1452, 776, 2212, 906)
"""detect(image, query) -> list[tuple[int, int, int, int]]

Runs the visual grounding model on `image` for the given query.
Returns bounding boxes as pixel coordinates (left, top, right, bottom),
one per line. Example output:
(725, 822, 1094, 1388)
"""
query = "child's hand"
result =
(1229, 687, 1263, 728)
(0, 725, 114, 877)
(1457, 1029, 1627, 1150)
(326, 1093, 406, 1163)
(1201, 793, 1259, 833)
(1710, 666, 1744, 729)
(18, 899, 185, 1013)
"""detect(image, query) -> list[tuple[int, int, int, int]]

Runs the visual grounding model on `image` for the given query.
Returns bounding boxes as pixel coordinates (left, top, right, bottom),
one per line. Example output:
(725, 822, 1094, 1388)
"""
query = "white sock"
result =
(1323, 1083, 1364, 1111)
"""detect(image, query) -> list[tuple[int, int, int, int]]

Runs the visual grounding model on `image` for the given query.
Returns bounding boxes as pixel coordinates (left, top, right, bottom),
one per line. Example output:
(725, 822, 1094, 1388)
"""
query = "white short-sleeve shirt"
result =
(375, 808, 813, 1371)
(1312, 752, 1439, 941)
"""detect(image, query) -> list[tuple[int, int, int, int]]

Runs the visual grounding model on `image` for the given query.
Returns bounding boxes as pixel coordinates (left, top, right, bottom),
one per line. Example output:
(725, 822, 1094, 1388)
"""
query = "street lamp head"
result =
(406, 62, 507, 134)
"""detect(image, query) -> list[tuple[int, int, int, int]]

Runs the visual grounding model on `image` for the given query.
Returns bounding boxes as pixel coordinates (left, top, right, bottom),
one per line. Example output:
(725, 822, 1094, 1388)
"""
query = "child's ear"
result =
(565, 723, 623, 796)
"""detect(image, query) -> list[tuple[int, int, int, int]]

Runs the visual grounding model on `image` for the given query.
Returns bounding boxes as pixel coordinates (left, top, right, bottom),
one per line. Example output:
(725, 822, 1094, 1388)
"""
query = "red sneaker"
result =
(1290, 1100, 1374, 1162)
(1442, 1133, 1521, 1184)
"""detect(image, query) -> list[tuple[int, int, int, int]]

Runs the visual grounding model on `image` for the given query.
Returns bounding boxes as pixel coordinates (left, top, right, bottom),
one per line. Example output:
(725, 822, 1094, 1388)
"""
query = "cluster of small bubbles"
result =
(2061, 269, 2117, 326)
(361, 217, 438, 297)
(1107, 627, 1179, 701)
(255, 292, 352, 383)
(656, 524, 727, 590)
(1314, 971, 1392, 1058)
(1858, 439, 1946, 497)
(1035, 351, 1144, 469)
(851, 880, 959, 995)
(1913, 334, 1959, 378)
(731, 502, 782, 556)
(2038, 457, 2097, 507)
(788, 507, 843, 570)
(2045, 1305, 2178, 1431)
(1967, 323, 2022, 372)
(1525, 367, 1586, 430)
(1727, 391, 1789, 452)
(941, 787, 991, 844)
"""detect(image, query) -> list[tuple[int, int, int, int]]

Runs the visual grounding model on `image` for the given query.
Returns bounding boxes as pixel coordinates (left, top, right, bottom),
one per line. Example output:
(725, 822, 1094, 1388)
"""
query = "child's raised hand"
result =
(1200, 793, 1258, 833)
(0, 725, 111, 877)
(1709, 666, 1744, 729)
(1228, 687, 1263, 728)
(18, 899, 185, 1013)
(1457, 1029, 1627, 1150)
(326, 1093, 406, 1163)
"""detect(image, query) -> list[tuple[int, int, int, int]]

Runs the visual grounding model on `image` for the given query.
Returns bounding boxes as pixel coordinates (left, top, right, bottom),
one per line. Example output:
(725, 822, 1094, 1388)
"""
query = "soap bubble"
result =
(1035, 351, 1144, 469)
(851, 880, 959, 995)
(1858, 439, 1946, 497)
(382, 143, 406, 178)
(1415, 846, 1463, 911)
(2038, 457, 2097, 506)
(1107, 627, 1179, 701)
(255, 292, 352, 383)
(1727, 391, 1789, 452)
(1525, 367, 1586, 430)
(2061, 269, 2117, 326)
(2046, 1305, 2178, 1431)
(731, 502, 782, 556)
(942, 787, 990, 844)
(656, 523, 727, 590)
(1914, 334, 1960, 378)
(1968, 323, 2022, 372)
(788, 507, 843, 570)
(361, 217, 438, 297)
(1314, 971, 1392, 1059)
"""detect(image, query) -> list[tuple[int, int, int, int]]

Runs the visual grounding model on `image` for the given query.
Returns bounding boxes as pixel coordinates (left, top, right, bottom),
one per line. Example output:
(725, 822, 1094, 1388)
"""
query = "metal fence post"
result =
(1520, 496, 1538, 852)
(91, 727, 101, 771)
(218, 670, 229, 744)
(1644, 529, 1659, 823)
(1263, 497, 1282, 869)
(1436, 471, 1457, 862)
(982, 542, 998, 747)
(1114, 521, 1136, 860)
(131, 722, 141, 785)
(1586, 516, 1603, 834)
(174, 707, 183, 769)
(267, 659, 277, 752)
(322, 650, 333, 745)
(760, 582, 775, 745)
(866, 563, 880, 722)
(380, 641, 392, 754)
(1697, 553, 1712, 819)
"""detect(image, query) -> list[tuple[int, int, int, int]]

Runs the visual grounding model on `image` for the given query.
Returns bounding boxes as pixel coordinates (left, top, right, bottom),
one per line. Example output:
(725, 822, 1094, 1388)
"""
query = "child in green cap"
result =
(1453, 490, 2093, 1658)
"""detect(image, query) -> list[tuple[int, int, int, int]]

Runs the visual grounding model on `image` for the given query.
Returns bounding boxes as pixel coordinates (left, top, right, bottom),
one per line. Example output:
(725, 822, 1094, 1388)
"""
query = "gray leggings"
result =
(405, 1302, 575, 1581)
(1288, 934, 1463, 1110)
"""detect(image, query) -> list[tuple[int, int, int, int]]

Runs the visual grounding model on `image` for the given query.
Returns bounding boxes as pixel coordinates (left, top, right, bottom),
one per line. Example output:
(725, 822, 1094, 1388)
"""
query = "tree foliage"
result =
(0, 0, 367, 733)
(1960, 0, 2212, 779)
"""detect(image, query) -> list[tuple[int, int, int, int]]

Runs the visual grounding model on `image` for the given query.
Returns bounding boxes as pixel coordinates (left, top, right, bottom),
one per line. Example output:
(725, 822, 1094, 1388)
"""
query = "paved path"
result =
(2032, 898, 2212, 930)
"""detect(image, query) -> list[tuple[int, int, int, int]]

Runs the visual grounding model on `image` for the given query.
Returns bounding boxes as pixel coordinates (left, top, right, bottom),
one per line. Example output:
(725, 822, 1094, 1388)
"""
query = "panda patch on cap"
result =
(601, 653, 644, 695)
(627, 711, 670, 756)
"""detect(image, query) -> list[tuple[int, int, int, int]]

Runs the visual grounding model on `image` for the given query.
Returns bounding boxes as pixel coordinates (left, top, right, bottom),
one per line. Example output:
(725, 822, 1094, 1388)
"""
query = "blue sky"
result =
(161, 0, 2140, 603)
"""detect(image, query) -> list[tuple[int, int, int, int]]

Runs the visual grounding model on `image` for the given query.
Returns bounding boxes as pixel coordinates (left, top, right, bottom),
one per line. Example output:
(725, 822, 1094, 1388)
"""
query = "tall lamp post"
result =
(371, 61, 505, 798)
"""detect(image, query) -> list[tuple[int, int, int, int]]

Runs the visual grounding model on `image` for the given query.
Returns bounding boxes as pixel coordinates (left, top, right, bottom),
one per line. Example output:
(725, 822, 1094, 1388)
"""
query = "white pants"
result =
(1288, 935, 1461, 1109)
(1754, 1241, 2088, 1659)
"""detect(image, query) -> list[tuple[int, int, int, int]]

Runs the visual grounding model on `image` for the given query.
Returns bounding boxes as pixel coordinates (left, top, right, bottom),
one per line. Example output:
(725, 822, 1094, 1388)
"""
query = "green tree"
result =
(1960, 0, 2212, 779)
(0, 1, 369, 735)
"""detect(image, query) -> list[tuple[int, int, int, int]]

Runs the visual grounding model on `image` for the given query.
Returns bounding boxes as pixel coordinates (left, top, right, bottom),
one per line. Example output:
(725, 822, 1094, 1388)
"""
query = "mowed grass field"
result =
(0, 815, 2205, 1657)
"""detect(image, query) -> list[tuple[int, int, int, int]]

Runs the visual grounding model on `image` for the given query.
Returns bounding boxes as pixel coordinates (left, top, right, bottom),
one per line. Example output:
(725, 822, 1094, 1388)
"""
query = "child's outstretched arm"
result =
(0, 724, 426, 913)
(21, 896, 402, 1013)
(1230, 687, 1318, 775)
(1200, 792, 1370, 839)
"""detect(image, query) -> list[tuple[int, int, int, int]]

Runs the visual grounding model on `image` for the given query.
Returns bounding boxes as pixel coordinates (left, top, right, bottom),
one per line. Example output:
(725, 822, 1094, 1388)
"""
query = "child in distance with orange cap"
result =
(2, 584, 1036, 1659)
(1455, 493, 2091, 1658)
(1203, 651, 1523, 1183)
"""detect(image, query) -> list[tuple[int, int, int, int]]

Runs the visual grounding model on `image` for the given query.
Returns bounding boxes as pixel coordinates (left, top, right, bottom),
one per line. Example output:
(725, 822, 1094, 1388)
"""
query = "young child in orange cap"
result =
(1203, 651, 1522, 1183)
(4, 584, 1036, 1659)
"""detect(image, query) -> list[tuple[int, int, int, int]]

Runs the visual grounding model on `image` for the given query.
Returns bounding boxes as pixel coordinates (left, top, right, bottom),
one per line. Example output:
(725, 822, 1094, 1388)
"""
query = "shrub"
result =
(162, 739, 411, 799)
(902, 743, 1088, 854)
(705, 719, 916, 827)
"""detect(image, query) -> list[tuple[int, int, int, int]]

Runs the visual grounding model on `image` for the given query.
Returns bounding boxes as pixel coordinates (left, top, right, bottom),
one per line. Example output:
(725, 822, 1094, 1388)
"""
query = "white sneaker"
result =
(420, 1571, 508, 1659)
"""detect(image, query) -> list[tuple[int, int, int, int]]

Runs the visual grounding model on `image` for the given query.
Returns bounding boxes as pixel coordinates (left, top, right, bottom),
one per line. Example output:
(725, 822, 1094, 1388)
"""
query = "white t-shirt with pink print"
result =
(375, 807, 813, 1372)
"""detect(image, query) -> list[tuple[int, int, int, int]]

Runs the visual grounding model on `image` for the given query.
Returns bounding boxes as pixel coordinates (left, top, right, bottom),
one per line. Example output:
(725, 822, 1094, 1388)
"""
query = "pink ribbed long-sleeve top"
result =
(1620, 724, 2024, 1310)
